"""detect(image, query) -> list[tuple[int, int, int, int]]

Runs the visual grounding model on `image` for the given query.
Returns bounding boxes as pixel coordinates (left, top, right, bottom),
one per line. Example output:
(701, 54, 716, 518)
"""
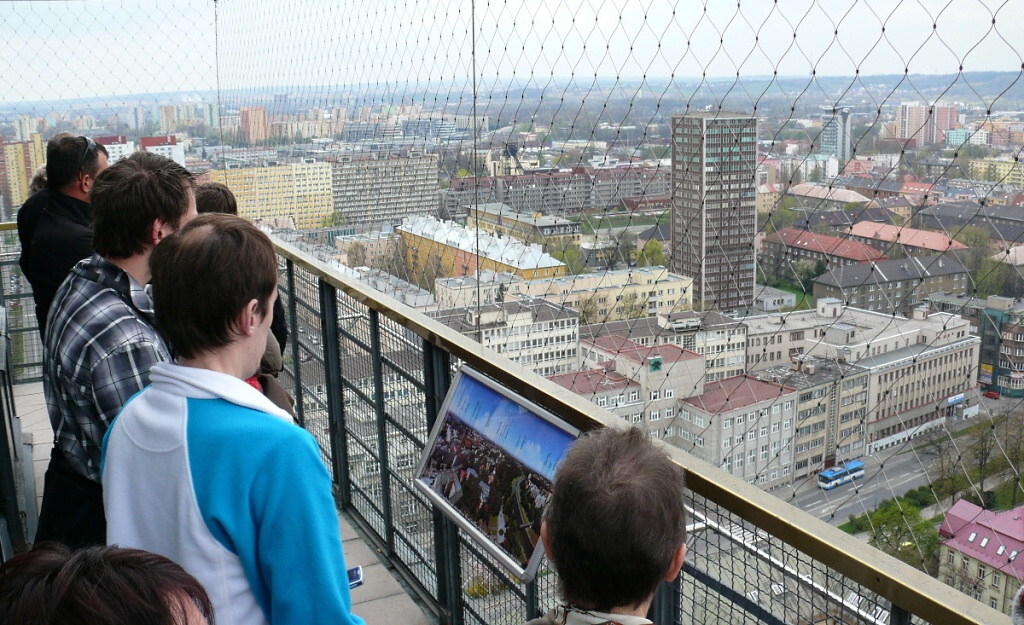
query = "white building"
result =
(429, 298, 579, 377)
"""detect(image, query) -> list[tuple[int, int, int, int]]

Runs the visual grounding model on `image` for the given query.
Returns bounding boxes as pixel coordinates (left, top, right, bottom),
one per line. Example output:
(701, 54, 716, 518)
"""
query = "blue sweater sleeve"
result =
(188, 400, 365, 625)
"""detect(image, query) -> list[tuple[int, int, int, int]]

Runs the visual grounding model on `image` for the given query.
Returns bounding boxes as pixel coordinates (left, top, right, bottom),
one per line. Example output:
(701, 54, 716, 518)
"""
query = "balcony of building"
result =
(0, 225, 1008, 625)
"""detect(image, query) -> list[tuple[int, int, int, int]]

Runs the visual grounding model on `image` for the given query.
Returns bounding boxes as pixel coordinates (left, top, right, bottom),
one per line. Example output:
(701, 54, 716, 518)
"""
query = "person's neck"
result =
(178, 347, 256, 380)
(569, 601, 652, 620)
(58, 186, 89, 203)
(106, 253, 151, 287)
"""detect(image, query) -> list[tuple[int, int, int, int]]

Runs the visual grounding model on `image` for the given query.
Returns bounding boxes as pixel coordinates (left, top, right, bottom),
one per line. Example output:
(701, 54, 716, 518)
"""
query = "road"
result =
(777, 393, 1010, 526)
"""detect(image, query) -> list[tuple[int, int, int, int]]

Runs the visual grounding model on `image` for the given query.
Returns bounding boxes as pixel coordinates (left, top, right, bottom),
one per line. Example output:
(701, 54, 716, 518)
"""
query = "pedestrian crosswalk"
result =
(723, 522, 769, 546)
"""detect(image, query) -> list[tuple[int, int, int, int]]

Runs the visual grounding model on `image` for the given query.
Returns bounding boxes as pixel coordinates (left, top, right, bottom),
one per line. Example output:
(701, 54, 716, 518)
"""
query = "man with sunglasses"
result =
(24, 135, 109, 339)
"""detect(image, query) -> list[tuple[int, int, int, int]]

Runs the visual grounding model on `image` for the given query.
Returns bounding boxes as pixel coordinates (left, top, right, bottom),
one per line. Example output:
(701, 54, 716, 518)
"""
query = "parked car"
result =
(983, 390, 1000, 400)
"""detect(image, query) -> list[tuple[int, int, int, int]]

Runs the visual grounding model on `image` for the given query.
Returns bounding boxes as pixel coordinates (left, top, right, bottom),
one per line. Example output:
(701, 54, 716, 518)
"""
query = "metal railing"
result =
(272, 236, 1008, 625)
(0, 222, 1007, 622)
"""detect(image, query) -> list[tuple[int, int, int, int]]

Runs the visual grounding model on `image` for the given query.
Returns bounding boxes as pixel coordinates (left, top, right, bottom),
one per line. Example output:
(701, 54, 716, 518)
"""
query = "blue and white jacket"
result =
(102, 362, 364, 625)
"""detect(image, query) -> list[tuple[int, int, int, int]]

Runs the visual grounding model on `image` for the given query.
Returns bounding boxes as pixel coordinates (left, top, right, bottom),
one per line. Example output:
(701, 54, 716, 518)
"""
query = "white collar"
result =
(149, 362, 294, 424)
(545, 605, 653, 625)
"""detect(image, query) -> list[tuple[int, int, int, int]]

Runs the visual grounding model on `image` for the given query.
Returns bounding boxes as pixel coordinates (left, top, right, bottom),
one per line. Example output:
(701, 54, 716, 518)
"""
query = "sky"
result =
(445, 371, 576, 480)
(2, 0, 1022, 105)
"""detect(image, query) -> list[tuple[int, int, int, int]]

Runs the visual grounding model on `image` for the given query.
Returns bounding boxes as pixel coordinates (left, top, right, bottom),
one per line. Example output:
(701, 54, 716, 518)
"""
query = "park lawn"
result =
(761, 281, 815, 311)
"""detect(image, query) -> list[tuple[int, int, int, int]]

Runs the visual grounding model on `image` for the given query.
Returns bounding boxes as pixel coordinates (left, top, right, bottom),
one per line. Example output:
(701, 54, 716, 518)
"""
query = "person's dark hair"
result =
(91, 152, 195, 260)
(195, 183, 238, 215)
(150, 213, 277, 360)
(46, 135, 109, 192)
(544, 427, 687, 612)
(0, 543, 214, 625)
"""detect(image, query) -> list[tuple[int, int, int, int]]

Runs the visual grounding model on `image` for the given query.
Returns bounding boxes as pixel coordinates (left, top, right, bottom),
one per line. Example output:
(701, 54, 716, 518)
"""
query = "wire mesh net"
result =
(2, 0, 1024, 621)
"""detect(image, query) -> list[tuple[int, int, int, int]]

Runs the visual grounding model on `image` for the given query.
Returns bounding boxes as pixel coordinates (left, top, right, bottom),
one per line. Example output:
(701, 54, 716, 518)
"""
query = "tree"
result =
(637, 239, 666, 267)
(551, 243, 588, 275)
(617, 291, 647, 320)
(976, 257, 1009, 298)
(868, 501, 940, 574)
(793, 260, 827, 293)
(923, 430, 966, 502)
(321, 210, 347, 228)
(576, 295, 599, 325)
(347, 242, 367, 268)
(954, 225, 992, 275)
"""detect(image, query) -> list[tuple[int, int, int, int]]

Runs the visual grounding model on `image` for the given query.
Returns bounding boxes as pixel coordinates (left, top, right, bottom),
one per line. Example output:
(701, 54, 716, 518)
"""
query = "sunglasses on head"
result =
(78, 136, 97, 175)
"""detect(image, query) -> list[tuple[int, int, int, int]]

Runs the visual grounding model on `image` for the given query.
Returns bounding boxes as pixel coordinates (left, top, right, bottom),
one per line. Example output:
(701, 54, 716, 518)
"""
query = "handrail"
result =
(273, 236, 1007, 625)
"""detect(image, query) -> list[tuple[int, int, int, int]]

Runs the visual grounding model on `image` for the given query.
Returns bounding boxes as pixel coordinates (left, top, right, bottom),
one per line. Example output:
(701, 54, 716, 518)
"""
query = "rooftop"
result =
(787, 183, 871, 204)
(814, 255, 968, 289)
(845, 221, 968, 252)
(683, 375, 795, 414)
(753, 358, 869, 390)
(765, 228, 887, 262)
(547, 368, 639, 395)
(399, 215, 565, 270)
(584, 335, 702, 364)
(939, 499, 1024, 578)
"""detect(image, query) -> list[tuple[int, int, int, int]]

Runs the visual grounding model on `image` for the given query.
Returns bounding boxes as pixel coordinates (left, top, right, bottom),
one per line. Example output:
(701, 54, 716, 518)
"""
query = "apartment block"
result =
(557, 337, 704, 439)
(329, 151, 438, 226)
(802, 299, 979, 453)
(465, 203, 581, 253)
(938, 500, 1024, 616)
(398, 215, 566, 282)
(814, 255, 970, 316)
(754, 357, 870, 478)
(928, 294, 1024, 398)
(1, 134, 44, 209)
(580, 310, 746, 384)
(761, 228, 886, 282)
(209, 161, 334, 229)
(680, 376, 798, 490)
(670, 112, 758, 313)
(429, 298, 579, 377)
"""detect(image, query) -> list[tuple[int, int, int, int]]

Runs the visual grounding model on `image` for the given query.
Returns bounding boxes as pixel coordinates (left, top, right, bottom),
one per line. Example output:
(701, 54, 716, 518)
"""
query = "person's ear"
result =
(540, 520, 554, 558)
(237, 298, 260, 337)
(150, 219, 176, 245)
(664, 543, 687, 582)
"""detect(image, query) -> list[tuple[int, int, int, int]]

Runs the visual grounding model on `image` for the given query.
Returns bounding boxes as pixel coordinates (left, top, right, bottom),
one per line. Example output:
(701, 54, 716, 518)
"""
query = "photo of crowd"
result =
(418, 413, 554, 568)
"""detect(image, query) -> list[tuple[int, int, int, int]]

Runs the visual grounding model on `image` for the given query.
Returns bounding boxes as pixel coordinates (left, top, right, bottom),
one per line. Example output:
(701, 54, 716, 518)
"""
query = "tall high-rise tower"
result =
(818, 105, 853, 162)
(670, 112, 757, 313)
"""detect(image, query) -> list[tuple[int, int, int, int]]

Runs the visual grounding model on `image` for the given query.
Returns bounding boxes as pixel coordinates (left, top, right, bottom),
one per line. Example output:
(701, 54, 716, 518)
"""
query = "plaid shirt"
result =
(44, 254, 170, 481)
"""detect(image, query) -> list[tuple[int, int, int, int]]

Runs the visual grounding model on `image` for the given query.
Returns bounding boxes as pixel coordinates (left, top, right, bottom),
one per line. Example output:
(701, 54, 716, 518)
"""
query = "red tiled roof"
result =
(585, 336, 702, 364)
(139, 135, 176, 147)
(764, 228, 886, 262)
(682, 375, 794, 414)
(547, 368, 638, 395)
(845, 221, 968, 252)
(939, 499, 1024, 577)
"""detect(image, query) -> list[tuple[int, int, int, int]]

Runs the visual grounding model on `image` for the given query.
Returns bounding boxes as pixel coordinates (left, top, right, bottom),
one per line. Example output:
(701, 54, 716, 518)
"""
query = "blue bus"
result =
(817, 459, 865, 490)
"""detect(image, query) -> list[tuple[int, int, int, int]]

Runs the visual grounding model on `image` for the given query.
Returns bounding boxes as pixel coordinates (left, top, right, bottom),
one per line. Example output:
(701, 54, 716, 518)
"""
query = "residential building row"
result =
(434, 266, 693, 323)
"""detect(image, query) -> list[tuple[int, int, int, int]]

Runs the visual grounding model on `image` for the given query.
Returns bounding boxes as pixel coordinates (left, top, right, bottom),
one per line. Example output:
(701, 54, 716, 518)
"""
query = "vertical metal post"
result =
(889, 606, 912, 625)
(319, 280, 351, 506)
(286, 261, 304, 427)
(525, 579, 541, 621)
(647, 576, 682, 625)
(424, 341, 462, 625)
(0, 310, 27, 555)
(369, 310, 395, 556)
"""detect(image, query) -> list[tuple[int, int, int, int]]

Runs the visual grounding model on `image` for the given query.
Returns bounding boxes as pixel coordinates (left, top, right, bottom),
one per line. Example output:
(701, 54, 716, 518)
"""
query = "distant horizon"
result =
(4, 69, 1022, 111)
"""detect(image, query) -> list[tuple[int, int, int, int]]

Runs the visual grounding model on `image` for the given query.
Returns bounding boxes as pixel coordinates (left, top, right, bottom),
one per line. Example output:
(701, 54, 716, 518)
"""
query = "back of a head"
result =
(195, 183, 238, 215)
(46, 134, 107, 192)
(0, 543, 214, 625)
(150, 213, 277, 360)
(91, 152, 195, 260)
(544, 427, 687, 612)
